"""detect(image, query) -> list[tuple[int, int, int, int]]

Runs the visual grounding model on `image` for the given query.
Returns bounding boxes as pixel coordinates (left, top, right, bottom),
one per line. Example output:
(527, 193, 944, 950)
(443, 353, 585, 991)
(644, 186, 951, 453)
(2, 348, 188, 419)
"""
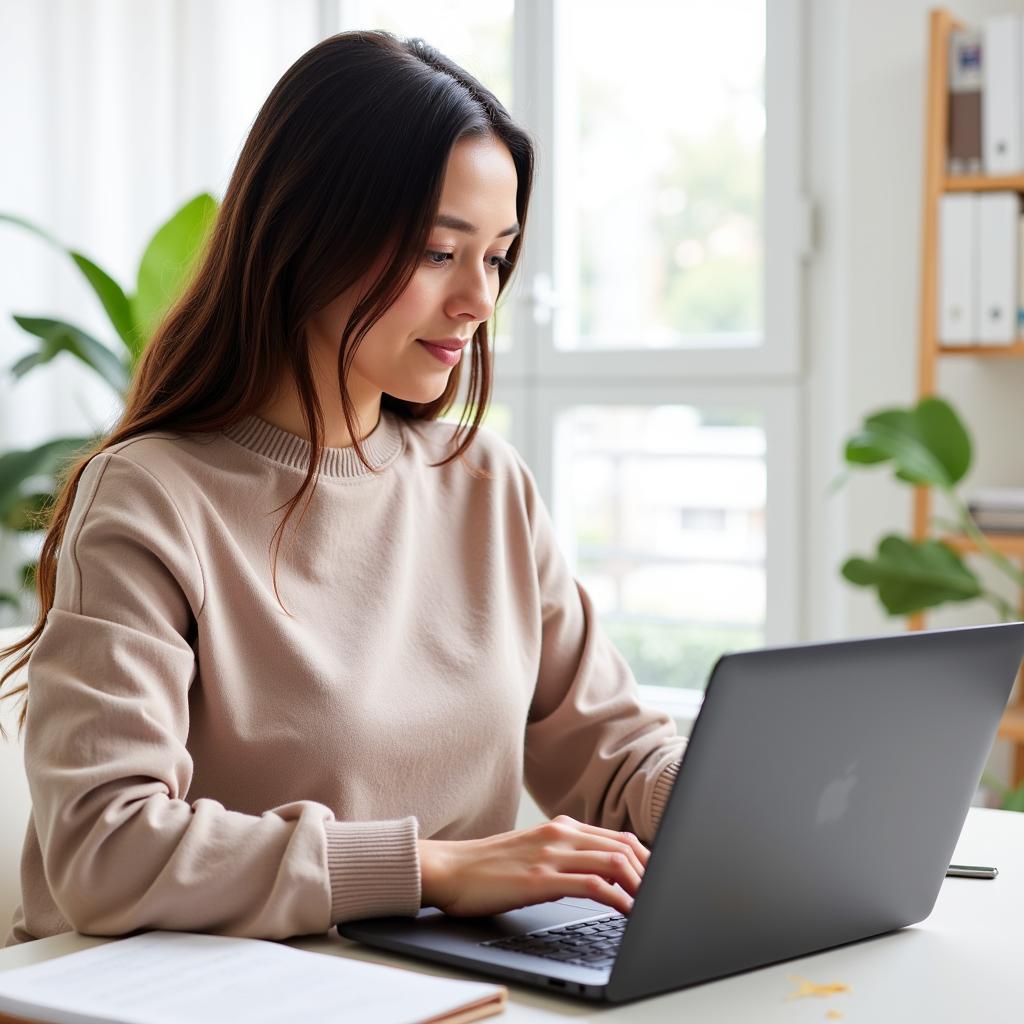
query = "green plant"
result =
(840, 396, 1024, 620)
(981, 771, 1024, 812)
(840, 396, 1024, 812)
(0, 194, 218, 612)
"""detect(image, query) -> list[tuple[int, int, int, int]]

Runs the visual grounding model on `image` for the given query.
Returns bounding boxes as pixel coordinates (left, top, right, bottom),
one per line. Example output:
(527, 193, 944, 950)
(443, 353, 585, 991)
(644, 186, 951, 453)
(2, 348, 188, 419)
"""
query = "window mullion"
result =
(507, 0, 561, 475)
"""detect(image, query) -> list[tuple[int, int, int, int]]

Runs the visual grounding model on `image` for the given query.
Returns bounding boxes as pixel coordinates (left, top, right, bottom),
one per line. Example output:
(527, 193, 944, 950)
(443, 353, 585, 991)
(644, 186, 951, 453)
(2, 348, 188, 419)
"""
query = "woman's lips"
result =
(417, 340, 463, 366)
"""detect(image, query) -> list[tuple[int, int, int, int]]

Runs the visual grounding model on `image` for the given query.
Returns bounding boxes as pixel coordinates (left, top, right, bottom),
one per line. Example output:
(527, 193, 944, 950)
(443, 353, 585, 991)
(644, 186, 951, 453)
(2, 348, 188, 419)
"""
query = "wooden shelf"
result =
(917, 11, 1024, 787)
(998, 703, 1024, 743)
(936, 342, 1024, 357)
(945, 174, 1024, 192)
(941, 533, 1024, 557)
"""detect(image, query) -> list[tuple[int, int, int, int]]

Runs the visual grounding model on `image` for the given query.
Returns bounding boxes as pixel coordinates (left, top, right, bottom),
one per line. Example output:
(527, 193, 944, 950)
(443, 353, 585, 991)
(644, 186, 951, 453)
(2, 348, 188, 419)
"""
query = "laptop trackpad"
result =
(490, 897, 613, 935)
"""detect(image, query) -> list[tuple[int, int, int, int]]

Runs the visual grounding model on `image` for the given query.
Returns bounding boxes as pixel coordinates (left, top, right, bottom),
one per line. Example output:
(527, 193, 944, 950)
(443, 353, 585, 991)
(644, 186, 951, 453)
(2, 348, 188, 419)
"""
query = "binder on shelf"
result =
(1019, 211, 1024, 338)
(938, 192, 977, 345)
(948, 28, 983, 174)
(968, 486, 1024, 510)
(977, 190, 1019, 345)
(982, 13, 1022, 174)
(967, 484, 1024, 532)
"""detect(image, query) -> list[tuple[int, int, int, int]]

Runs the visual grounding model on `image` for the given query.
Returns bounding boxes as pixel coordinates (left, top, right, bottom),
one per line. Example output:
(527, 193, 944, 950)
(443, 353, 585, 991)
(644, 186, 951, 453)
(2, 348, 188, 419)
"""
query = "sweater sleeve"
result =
(25, 452, 420, 940)
(513, 451, 687, 844)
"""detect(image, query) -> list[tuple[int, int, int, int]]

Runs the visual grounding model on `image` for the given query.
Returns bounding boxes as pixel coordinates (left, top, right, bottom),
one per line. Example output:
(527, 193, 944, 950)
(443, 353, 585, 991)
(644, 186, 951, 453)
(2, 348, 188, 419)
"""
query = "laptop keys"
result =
(481, 914, 625, 969)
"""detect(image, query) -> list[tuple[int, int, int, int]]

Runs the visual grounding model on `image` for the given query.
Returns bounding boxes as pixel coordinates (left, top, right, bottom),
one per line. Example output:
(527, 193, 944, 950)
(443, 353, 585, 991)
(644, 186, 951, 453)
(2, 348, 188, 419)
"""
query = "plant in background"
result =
(839, 394, 1024, 811)
(0, 194, 218, 612)
(840, 396, 1024, 617)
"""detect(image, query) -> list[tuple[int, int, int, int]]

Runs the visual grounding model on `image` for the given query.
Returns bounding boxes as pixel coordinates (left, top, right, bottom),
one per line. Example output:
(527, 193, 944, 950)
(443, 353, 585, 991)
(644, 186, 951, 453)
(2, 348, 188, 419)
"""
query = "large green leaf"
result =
(70, 253, 139, 358)
(0, 213, 138, 357)
(132, 193, 217, 340)
(844, 397, 971, 489)
(10, 316, 129, 394)
(1003, 781, 1024, 812)
(0, 436, 97, 519)
(842, 534, 982, 615)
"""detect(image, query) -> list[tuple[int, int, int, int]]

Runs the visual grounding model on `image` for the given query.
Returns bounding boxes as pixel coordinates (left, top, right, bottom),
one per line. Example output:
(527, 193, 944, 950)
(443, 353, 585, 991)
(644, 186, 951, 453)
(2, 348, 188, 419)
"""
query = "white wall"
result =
(0, 0, 326, 625)
(805, 0, 1024, 790)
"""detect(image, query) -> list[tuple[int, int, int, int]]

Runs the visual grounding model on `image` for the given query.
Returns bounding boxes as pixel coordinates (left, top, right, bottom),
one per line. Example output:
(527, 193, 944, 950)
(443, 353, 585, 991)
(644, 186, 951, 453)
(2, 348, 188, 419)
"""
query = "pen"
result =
(946, 864, 998, 879)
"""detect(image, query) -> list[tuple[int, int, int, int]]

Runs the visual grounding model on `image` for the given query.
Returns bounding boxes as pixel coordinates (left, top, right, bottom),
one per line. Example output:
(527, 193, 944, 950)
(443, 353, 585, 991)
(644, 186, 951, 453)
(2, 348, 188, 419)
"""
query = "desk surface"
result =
(2, 807, 1021, 1023)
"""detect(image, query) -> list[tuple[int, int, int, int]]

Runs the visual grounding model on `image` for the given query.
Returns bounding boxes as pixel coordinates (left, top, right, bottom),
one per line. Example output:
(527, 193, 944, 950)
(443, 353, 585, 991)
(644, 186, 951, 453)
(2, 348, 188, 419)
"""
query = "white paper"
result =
(0, 931, 503, 1024)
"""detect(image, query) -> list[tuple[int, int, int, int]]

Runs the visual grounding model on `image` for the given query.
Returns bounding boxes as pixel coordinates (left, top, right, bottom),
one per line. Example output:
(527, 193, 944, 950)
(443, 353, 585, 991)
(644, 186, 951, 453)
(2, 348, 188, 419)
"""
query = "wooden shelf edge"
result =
(944, 174, 1024, 192)
(941, 533, 1024, 557)
(935, 342, 1024, 357)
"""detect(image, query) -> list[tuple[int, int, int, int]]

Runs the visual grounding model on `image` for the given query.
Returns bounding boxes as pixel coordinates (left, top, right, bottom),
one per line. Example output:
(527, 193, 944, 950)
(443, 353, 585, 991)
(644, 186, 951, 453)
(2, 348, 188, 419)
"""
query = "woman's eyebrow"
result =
(435, 213, 520, 238)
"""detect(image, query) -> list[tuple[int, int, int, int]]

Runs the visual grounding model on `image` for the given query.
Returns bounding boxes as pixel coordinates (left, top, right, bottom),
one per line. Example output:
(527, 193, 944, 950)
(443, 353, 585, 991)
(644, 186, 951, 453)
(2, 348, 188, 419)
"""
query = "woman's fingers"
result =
(562, 831, 646, 883)
(539, 870, 636, 916)
(582, 824, 651, 867)
(548, 848, 644, 899)
(546, 816, 649, 876)
(550, 815, 651, 866)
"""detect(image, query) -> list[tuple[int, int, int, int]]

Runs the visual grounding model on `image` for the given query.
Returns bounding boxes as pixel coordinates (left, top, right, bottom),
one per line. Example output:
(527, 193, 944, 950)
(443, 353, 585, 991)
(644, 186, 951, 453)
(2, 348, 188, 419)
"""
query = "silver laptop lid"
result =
(607, 622, 1024, 1003)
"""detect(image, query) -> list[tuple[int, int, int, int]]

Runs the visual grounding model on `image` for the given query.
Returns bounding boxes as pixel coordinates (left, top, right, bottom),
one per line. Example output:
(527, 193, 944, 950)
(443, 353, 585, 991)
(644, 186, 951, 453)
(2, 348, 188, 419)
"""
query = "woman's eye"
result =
(424, 250, 513, 271)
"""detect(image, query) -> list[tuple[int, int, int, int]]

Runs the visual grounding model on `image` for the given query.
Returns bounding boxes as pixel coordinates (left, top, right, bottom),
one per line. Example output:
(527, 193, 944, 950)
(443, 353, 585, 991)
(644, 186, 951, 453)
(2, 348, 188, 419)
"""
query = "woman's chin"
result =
(388, 376, 453, 406)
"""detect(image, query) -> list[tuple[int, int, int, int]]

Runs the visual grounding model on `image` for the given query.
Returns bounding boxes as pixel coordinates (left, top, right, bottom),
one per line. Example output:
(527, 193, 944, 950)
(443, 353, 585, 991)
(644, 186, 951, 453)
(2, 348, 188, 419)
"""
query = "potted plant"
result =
(840, 395, 1024, 810)
(0, 194, 218, 613)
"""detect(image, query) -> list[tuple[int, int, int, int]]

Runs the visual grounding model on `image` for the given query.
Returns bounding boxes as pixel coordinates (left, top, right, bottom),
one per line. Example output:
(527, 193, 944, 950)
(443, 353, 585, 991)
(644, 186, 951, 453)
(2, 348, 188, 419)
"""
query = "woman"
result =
(0, 30, 684, 946)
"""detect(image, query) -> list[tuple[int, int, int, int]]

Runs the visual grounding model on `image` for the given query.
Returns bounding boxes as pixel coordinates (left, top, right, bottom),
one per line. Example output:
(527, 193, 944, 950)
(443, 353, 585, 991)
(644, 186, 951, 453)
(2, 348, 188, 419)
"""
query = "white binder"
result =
(983, 14, 1022, 174)
(977, 191, 1019, 345)
(938, 193, 976, 345)
(1018, 213, 1024, 338)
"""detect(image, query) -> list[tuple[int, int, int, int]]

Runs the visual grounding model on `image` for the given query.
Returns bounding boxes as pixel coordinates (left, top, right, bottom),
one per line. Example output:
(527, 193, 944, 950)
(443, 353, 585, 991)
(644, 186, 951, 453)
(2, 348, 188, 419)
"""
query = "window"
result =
(561, 0, 765, 352)
(333, 0, 805, 709)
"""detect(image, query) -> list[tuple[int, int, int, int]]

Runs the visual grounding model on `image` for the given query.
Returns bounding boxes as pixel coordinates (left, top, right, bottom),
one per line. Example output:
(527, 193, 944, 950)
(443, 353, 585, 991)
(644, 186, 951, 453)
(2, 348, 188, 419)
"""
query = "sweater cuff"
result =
(649, 760, 681, 836)
(324, 816, 421, 923)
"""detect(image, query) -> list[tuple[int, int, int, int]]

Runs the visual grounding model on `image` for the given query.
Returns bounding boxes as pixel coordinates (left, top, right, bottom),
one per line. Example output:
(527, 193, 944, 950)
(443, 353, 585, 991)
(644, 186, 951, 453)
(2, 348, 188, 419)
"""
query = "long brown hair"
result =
(0, 30, 535, 737)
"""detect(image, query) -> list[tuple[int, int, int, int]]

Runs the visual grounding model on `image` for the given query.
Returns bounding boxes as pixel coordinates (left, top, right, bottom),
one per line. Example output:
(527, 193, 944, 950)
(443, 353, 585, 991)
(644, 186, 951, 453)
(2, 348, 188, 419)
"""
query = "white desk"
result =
(2, 807, 1021, 1022)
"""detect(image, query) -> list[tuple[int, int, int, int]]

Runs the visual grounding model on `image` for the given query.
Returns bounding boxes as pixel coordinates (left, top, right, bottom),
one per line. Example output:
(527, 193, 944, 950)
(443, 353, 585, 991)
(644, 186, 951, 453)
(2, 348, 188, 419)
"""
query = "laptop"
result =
(338, 622, 1024, 1004)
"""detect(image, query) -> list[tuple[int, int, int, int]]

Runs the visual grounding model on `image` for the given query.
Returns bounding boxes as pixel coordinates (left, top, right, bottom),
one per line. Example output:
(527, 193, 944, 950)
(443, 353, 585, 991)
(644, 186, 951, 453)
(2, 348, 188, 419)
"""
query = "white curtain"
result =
(0, 0, 334, 624)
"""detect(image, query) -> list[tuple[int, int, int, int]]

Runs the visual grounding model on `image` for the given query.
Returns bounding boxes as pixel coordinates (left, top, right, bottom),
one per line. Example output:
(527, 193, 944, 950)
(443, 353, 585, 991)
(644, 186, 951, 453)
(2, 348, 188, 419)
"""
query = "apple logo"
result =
(815, 761, 859, 825)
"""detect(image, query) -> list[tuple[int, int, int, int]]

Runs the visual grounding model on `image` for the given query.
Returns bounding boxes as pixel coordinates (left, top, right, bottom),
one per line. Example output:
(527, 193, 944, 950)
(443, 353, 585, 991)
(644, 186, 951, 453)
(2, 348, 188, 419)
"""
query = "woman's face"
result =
(307, 134, 520, 420)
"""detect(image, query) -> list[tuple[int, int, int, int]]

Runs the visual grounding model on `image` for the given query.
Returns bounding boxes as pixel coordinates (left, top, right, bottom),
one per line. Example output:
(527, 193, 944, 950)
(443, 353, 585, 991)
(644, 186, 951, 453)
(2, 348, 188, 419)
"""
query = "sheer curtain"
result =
(0, 0, 332, 625)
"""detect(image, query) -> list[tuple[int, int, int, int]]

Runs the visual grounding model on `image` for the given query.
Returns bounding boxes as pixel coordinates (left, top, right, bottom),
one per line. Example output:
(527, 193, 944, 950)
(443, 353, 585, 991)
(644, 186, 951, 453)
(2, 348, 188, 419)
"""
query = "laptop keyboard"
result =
(481, 913, 625, 970)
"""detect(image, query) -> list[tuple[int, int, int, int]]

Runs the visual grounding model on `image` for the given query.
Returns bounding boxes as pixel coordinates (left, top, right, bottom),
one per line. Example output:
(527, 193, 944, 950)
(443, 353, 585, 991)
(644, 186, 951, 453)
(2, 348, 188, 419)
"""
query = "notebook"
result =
(0, 930, 506, 1024)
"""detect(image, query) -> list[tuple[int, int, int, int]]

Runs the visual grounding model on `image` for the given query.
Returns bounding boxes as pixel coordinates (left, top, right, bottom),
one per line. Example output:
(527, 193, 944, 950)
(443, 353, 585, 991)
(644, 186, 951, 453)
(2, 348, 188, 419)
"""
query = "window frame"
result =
(509, 0, 806, 382)
(501, 0, 806, 722)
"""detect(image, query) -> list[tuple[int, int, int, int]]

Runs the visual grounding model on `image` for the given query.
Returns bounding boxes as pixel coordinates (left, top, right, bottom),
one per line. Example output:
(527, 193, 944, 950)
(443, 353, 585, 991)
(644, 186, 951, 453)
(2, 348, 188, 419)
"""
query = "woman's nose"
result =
(446, 265, 496, 323)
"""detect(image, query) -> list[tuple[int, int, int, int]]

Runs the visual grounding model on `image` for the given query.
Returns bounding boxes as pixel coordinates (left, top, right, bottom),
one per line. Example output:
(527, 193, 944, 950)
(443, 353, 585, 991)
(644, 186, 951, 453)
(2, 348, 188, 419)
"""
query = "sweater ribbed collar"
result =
(222, 409, 404, 478)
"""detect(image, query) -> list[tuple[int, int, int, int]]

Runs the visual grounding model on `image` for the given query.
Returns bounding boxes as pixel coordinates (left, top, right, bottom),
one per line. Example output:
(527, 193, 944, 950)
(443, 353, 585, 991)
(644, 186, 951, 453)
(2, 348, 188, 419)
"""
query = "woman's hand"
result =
(417, 814, 650, 918)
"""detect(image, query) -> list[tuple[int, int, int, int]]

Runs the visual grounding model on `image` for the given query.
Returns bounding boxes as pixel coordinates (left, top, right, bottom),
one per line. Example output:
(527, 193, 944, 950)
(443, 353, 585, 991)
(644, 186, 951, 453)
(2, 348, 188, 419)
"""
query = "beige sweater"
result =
(6, 410, 684, 946)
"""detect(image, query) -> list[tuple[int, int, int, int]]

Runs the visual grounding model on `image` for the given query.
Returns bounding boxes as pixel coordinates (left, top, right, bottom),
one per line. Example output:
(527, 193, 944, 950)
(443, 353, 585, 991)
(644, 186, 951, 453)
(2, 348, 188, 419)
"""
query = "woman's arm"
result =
(509, 449, 686, 843)
(26, 452, 420, 939)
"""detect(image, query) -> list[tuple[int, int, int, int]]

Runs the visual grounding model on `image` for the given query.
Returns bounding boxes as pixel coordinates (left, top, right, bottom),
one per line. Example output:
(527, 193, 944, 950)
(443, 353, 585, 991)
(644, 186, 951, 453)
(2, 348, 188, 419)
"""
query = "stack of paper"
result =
(968, 487, 1024, 533)
(0, 931, 506, 1024)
